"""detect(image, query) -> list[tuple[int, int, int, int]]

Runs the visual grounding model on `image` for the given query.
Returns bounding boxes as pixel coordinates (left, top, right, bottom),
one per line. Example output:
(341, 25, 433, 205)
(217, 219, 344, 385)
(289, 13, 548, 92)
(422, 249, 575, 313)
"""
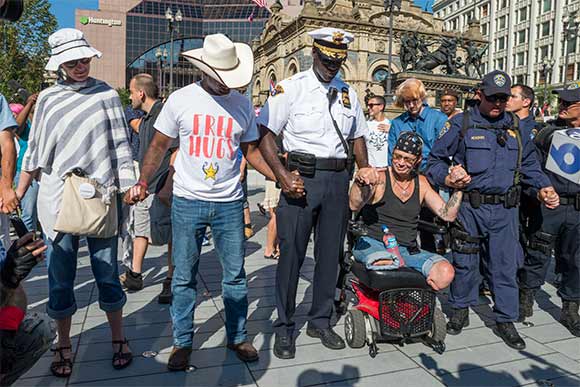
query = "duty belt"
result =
(462, 192, 506, 205)
(315, 158, 347, 171)
(559, 194, 580, 210)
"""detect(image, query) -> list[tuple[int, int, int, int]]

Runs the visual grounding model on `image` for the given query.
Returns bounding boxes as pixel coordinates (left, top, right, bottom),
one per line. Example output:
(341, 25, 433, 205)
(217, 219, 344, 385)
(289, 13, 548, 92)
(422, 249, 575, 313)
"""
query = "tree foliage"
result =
(0, 0, 57, 102)
(116, 87, 131, 108)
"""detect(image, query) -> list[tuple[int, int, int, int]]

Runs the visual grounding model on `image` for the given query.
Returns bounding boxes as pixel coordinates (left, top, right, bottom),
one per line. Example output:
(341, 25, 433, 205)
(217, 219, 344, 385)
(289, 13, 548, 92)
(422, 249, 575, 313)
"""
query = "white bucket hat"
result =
(45, 28, 102, 72)
(182, 34, 253, 89)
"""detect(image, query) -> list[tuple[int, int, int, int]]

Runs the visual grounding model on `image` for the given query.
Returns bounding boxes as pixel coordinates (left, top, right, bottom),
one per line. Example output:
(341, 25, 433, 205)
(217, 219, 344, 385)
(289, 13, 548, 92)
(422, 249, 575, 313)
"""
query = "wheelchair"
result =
(335, 218, 449, 358)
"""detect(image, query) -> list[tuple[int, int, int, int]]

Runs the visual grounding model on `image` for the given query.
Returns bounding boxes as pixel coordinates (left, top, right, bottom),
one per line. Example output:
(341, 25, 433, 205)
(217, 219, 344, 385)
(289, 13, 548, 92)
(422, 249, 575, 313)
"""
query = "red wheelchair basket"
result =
(378, 288, 436, 338)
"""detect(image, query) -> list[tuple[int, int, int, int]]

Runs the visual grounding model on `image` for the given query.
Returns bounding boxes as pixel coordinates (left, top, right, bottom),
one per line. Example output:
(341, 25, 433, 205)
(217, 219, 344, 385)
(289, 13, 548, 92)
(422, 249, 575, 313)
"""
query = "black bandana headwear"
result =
(394, 131, 423, 157)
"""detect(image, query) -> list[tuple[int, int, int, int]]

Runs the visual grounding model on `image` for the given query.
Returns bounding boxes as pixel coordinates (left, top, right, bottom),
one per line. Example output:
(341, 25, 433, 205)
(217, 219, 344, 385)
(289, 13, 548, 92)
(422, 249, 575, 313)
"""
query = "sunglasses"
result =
(485, 94, 509, 103)
(403, 98, 422, 106)
(62, 57, 92, 69)
(392, 153, 418, 165)
(367, 103, 383, 108)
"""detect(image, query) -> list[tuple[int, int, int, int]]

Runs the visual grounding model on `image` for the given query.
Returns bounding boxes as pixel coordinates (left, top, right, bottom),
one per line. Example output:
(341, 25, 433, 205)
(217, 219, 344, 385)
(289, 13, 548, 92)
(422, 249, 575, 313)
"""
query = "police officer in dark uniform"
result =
(257, 28, 377, 359)
(426, 70, 559, 349)
(518, 85, 580, 337)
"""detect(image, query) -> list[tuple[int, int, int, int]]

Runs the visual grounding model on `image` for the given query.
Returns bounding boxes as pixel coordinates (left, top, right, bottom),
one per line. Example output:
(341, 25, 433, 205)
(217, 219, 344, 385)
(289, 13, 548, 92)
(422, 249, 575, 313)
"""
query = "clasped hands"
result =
(445, 164, 471, 189)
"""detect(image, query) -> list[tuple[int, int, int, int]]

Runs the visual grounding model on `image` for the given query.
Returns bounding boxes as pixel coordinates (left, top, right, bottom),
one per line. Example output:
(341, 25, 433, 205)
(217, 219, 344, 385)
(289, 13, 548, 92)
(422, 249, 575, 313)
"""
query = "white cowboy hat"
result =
(45, 28, 102, 72)
(182, 34, 253, 89)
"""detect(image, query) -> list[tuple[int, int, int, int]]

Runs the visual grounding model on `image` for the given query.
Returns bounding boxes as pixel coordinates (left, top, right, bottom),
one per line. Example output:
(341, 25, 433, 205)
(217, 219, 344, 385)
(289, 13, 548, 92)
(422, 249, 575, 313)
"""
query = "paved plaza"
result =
(15, 179, 580, 387)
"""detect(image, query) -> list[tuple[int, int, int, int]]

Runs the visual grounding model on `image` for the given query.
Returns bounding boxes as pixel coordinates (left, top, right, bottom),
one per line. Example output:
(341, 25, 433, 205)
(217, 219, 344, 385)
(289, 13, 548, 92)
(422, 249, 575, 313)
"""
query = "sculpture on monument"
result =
(399, 33, 419, 71)
(414, 37, 460, 75)
(464, 41, 488, 78)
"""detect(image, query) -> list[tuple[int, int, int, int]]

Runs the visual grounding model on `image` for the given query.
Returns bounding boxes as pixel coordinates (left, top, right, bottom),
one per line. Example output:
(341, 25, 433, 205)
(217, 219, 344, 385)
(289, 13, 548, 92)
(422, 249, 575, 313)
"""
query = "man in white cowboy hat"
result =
(124, 33, 278, 370)
(257, 27, 378, 359)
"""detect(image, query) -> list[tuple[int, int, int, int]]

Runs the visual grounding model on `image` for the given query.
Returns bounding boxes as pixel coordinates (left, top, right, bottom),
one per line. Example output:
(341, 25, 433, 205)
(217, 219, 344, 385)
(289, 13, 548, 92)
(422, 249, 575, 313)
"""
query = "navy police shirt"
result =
(426, 104, 551, 195)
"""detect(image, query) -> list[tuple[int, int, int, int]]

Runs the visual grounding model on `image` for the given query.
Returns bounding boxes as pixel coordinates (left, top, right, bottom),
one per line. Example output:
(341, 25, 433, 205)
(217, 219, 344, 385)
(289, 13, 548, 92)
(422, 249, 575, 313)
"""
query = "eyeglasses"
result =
(367, 103, 383, 108)
(403, 98, 422, 106)
(62, 57, 92, 69)
(392, 153, 418, 165)
(485, 94, 509, 103)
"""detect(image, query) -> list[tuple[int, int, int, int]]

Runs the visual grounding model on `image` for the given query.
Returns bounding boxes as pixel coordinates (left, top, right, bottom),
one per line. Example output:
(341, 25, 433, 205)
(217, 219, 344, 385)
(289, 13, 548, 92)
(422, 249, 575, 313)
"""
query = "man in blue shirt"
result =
(426, 71, 558, 350)
(388, 78, 447, 171)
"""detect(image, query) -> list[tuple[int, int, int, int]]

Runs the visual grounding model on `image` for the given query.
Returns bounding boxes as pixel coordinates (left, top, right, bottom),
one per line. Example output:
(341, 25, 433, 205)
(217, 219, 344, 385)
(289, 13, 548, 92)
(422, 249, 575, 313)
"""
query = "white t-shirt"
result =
(365, 118, 390, 167)
(154, 83, 259, 201)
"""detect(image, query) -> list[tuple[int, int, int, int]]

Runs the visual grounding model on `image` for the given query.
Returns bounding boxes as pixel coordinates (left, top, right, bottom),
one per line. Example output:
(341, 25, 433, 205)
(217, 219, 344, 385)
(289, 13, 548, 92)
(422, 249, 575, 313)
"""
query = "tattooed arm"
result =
(420, 175, 463, 222)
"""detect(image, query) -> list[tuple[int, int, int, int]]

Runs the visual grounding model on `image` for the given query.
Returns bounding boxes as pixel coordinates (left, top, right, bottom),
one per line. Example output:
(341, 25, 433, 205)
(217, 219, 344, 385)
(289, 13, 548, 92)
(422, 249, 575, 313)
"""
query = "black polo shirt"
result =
(138, 100, 179, 193)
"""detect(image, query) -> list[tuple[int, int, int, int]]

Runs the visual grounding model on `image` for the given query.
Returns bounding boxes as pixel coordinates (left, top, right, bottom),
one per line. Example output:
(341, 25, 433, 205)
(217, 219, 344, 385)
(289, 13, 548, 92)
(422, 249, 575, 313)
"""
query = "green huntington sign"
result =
(79, 15, 122, 27)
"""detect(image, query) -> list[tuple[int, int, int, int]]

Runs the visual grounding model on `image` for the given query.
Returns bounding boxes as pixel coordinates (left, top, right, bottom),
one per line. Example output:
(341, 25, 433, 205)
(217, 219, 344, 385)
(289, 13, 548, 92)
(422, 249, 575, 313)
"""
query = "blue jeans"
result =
(171, 196, 248, 348)
(46, 233, 126, 320)
(14, 172, 39, 231)
(352, 236, 447, 277)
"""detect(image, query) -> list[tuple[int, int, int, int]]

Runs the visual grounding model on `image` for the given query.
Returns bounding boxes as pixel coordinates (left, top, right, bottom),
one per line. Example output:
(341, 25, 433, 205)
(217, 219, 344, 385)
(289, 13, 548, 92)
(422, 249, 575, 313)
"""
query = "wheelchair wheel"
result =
(345, 310, 366, 348)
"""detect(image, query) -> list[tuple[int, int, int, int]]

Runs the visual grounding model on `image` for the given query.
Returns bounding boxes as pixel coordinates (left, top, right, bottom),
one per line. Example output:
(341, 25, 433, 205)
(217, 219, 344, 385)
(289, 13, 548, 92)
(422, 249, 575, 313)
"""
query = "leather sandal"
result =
(50, 346, 73, 378)
(112, 338, 133, 370)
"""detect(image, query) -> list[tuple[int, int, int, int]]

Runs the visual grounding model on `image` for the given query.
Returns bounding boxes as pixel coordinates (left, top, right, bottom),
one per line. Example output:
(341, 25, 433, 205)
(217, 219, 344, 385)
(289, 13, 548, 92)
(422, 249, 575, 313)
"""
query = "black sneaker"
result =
(306, 327, 345, 350)
(561, 300, 580, 337)
(158, 277, 173, 304)
(120, 269, 143, 291)
(446, 308, 469, 335)
(495, 322, 526, 350)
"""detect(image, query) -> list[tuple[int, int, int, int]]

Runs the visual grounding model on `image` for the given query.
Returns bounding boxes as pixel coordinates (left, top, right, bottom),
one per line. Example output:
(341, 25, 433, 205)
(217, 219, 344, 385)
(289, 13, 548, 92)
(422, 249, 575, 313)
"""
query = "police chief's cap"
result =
(308, 27, 354, 61)
(480, 70, 511, 97)
(553, 82, 580, 103)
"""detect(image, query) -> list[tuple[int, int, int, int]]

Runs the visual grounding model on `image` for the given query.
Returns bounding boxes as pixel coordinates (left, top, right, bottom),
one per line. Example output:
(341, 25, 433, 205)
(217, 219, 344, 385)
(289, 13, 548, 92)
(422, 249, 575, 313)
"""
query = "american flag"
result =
(251, 0, 268, 7)
(247, 9, 255, 22)
(269, 79, 276, 95)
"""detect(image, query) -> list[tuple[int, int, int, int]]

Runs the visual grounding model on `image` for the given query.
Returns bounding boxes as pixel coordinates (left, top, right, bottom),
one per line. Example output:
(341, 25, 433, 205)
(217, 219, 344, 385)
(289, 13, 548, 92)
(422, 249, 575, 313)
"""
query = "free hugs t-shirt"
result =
(154, 82, 259, 201)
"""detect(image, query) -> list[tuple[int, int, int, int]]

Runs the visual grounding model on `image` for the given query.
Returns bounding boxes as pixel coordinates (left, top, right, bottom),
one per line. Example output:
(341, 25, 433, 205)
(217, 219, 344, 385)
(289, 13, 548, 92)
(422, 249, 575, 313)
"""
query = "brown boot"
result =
(167, 347, 192, 371)
(227, 341, 259, 362)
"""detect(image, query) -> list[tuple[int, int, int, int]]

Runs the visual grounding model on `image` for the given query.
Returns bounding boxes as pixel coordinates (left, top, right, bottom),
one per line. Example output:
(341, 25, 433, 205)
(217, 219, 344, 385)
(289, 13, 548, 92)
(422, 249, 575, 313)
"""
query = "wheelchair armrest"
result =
(418, 219, 447, 235)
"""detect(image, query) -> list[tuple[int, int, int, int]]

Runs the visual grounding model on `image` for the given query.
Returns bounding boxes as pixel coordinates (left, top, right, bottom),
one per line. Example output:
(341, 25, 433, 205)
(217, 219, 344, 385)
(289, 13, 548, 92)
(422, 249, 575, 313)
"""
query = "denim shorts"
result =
(352, 236, 448, 277)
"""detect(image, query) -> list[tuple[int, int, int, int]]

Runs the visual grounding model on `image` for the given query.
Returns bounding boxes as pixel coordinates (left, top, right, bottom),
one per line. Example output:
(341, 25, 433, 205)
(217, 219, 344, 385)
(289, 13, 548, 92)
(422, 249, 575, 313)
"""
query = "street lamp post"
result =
(539, 57, 555, 104)
(562, 9, 580, 87)
(383, 0, 401, 101)
(155, 47, 168, 97)
(165, 7, 183, 94)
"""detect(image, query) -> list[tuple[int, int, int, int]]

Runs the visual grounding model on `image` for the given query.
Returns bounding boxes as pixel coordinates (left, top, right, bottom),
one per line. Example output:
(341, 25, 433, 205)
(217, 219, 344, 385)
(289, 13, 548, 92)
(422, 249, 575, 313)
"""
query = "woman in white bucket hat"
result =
(16, 28, 136, 377)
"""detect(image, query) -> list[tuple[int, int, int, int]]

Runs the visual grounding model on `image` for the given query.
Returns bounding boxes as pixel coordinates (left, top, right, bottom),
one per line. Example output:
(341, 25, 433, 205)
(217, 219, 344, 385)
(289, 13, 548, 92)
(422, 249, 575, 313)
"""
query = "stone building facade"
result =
(252, 0, 486, 114)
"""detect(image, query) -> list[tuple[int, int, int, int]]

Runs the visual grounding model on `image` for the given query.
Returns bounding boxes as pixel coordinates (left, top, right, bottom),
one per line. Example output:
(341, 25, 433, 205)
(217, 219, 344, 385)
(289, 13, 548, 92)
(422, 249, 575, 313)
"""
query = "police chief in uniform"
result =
(257, 28, 377, 359)
(426, 70, 559, 349)
(518, 85, 580, 337)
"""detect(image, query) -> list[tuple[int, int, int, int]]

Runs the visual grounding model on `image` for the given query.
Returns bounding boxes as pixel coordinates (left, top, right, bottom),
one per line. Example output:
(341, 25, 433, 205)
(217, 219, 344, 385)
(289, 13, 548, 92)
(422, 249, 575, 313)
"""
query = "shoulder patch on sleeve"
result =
(270, 84, 284, 97)
(438, 121, 451, 139)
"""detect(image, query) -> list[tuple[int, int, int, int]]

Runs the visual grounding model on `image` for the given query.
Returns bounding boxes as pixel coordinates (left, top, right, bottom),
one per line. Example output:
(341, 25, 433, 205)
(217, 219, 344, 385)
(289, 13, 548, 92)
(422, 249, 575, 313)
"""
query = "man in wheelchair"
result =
(348, 131, 463, 291)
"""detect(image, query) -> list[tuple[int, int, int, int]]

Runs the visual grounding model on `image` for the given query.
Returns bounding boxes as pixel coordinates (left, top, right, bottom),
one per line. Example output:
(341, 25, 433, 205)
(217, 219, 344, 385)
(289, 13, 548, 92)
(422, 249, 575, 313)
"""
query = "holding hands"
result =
(538, 186, 559, 209)
(445, 164, 471, 189)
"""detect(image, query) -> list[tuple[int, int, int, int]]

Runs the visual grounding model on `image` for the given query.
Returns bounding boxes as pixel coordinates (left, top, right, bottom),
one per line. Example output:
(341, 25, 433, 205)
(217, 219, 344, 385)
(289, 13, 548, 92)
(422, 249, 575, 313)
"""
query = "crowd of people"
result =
(0, 24, 579, 385)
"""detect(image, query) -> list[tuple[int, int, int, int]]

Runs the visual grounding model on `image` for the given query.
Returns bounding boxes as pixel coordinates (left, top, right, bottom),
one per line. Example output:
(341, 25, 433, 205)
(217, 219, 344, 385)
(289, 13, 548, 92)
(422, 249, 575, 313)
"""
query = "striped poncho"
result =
(22, 78, 136, 197)
(21, 78, 136, 239)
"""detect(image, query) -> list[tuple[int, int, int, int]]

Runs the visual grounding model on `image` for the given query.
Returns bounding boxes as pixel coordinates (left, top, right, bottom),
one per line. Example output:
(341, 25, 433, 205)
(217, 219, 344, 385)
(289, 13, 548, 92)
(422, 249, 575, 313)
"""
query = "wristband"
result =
(0, 306, 25, 331)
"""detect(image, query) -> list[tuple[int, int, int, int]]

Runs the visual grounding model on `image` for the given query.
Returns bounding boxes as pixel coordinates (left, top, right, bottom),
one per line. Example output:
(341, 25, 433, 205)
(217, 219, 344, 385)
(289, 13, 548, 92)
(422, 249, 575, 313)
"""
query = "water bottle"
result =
(382, 225, 403, 262)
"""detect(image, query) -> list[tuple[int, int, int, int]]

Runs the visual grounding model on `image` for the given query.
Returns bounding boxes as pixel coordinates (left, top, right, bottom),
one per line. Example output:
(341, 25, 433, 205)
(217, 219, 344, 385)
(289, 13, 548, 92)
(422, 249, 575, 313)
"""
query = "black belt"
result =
(462, 192, 506, 205)
(315, 158, 347, 171)
(559, 194, 580, 206)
